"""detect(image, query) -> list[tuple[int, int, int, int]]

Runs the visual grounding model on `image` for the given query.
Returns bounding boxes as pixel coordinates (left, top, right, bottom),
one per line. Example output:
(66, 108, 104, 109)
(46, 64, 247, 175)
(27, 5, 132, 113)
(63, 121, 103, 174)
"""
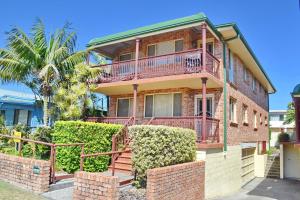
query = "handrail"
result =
(0, 134, 85, 184)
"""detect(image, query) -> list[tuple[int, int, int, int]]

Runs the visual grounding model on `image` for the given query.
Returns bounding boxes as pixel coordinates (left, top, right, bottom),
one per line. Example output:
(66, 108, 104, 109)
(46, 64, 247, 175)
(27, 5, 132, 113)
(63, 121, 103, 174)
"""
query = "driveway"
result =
(213, 178, 300, 200)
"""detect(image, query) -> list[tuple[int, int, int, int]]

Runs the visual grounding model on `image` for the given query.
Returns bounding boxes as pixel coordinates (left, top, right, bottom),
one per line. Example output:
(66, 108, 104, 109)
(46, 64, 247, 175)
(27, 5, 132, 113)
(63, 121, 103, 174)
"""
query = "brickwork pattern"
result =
(73, 171, 119, 200)
(146, 161, 205, 200)
(0, 153, 50, 193)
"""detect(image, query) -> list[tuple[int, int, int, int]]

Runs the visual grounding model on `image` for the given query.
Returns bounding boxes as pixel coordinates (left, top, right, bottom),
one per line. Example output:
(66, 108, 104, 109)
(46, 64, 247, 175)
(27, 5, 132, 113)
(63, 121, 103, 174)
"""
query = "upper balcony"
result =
(92, 48, 220, 84)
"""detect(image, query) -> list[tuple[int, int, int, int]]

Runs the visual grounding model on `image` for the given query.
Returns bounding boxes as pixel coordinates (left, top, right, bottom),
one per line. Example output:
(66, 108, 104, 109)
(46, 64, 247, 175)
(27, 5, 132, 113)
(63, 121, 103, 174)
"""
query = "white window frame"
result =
(229, 98, 237, 123)
(194, 94, 215, 117)
(116, 97, 133, 117)
(119, 52, 134, 61)
(143, 92, 182, 118)
(254, 111, 258, 129)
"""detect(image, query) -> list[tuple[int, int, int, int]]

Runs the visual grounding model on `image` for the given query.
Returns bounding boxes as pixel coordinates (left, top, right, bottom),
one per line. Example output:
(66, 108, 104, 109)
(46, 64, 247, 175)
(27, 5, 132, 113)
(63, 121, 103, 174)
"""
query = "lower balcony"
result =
(86, 116, 220, 144)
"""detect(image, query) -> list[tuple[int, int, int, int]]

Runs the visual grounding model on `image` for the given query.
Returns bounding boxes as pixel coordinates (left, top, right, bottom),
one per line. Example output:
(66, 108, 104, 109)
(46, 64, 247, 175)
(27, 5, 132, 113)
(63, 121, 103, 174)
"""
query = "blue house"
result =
(0, 89, 43, 128)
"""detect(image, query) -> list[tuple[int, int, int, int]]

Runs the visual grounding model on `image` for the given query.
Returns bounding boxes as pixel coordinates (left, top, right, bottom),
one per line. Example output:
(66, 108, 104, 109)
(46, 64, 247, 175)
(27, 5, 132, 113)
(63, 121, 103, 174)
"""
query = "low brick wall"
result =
(146, 161, 205, 200)
(73, 171, 120, 200)
(0, 153, 50, 193)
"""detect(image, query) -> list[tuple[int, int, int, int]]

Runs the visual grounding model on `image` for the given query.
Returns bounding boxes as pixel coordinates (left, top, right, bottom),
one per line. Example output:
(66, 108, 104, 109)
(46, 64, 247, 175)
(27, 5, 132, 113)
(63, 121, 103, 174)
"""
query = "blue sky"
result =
(0, 0, 299, 110)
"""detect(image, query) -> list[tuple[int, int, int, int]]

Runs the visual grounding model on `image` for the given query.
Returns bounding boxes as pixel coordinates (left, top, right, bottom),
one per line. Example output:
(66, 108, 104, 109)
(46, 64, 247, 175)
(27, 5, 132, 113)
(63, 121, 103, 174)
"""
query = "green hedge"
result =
(129, 125, 196, 187)
(278, 133, 290, 142)
(52, 121, 122, 173)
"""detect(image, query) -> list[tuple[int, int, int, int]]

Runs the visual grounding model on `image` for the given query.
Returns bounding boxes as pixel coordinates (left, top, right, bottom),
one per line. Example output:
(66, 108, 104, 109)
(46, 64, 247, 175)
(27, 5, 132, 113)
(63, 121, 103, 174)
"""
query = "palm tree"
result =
(0, 19, 85, 126)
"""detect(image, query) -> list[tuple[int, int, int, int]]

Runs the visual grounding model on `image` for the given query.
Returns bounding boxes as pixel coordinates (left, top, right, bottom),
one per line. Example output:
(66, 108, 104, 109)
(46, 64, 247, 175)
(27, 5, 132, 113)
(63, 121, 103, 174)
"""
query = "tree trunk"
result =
(43, 95, 49, 126)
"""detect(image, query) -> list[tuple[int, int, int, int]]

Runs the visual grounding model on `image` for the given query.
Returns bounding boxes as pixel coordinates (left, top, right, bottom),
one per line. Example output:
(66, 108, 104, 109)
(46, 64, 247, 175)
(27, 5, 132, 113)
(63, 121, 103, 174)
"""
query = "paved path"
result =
(213, 178, 300, 200)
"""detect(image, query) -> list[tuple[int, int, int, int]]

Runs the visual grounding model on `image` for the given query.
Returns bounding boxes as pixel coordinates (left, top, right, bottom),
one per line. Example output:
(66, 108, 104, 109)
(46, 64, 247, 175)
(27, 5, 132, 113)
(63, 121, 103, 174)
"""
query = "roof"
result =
(87, 13, 207, 47)
(292, 84, 300, 95)
(0, 89, 38, 105)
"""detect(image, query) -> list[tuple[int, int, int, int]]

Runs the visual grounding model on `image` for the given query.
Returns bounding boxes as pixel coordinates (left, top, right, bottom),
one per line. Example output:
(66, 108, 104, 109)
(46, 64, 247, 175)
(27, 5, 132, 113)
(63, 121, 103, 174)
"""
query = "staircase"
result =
(265, 154, 280, 178)
(108, 147, 132, 175)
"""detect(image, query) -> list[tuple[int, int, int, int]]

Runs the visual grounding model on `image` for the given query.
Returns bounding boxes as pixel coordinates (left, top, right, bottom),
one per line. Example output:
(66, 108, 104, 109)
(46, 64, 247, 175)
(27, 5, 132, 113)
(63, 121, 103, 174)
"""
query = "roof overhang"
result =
(217, 24, 276, 94)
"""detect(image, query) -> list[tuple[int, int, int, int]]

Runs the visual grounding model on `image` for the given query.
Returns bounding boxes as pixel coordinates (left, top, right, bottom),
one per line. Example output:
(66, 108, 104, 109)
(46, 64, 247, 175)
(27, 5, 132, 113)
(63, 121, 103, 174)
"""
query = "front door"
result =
(194, 94, 214, 117)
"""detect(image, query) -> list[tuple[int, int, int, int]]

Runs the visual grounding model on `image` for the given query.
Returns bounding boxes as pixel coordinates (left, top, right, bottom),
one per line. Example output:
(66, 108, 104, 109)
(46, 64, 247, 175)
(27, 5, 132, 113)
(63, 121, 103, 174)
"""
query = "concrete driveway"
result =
(213, 178, 300, 200)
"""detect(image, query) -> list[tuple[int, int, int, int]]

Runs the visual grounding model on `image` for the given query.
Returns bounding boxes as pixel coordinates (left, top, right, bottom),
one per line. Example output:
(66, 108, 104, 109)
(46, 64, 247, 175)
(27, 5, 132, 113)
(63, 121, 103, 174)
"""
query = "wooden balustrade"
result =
(93, 48, 220, 83)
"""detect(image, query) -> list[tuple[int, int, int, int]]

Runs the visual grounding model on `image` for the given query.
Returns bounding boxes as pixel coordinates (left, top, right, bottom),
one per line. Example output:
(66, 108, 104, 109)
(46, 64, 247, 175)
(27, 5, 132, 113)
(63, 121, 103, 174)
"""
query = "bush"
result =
(52, 121, 122, 173)
(278, 133, 290, 142)
(129, 125, 196, 188)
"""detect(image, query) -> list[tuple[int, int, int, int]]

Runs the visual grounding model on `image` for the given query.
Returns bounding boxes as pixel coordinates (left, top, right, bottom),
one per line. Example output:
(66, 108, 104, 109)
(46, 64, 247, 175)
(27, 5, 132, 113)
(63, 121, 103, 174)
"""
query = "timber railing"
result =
(80, 117, 134, 180)
(0, 134, 84, 184)
(92, 48, 220, 83)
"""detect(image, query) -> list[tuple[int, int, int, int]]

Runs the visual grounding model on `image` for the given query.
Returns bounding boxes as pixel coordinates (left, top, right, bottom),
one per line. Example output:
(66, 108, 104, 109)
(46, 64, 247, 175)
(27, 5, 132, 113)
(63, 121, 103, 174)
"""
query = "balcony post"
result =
(201, 23, 207, 72)
(132, 84, 138, 124)
(201, 77, 207, 143)
(135, 38, 140, 80)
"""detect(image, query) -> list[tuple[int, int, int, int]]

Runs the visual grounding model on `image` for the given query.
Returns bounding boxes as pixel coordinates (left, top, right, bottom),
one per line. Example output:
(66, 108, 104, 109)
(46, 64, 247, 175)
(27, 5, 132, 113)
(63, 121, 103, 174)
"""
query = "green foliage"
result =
(129, 125, 196, 188)
(278, 133, 290, 142)
(52, 121, 122, 173)
(284, 102, 295, 125)
(52, 64, 100, 120)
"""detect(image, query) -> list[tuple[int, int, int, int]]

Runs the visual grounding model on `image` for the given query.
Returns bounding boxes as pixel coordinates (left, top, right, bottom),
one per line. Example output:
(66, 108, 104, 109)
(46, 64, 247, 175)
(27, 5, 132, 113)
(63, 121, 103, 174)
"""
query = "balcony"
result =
(86, 116, 220, 144)
(93, 49, 220, 84)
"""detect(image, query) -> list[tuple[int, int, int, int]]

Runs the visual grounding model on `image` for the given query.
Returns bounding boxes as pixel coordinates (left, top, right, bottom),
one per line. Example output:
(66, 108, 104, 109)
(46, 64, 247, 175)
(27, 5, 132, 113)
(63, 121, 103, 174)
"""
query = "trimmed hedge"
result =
(129, 125, 196, 187)
(278, 133, 290, 142)
(52, 121, 122, 173)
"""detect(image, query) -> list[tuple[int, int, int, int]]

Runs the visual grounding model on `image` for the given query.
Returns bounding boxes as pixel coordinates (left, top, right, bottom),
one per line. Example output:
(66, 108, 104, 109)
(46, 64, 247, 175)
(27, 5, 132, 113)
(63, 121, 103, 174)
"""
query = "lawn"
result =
(0, 181, 46, 200)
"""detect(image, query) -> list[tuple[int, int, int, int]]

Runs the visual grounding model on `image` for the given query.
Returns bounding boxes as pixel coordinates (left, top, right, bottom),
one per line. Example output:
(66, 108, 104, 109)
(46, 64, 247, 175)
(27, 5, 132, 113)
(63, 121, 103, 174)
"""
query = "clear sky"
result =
(0, 0, 299, 110)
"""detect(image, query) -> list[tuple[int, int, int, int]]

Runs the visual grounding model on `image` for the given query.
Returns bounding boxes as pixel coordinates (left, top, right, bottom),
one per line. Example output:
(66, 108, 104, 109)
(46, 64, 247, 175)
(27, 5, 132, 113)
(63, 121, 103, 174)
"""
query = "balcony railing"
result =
(94, 49, 220, 83)
(86, 116, 220, 143)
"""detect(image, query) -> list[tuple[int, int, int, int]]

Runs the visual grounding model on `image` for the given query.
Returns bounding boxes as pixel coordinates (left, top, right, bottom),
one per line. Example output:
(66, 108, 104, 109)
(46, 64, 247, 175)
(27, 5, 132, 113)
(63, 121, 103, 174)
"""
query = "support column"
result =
(135, 38, 140, 80)
(201, 78, 207, 143)
(293, 97, 300, 143)
(201, 24, 207, 72)
(132, 84, 138, 124)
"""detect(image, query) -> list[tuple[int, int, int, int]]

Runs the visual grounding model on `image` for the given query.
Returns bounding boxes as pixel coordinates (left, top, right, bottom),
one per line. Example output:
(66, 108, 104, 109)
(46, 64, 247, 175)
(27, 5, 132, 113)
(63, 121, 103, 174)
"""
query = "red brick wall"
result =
(0, 153, 50, 193)
(146, 161, 205, 200)
(73, 171, 119, 200)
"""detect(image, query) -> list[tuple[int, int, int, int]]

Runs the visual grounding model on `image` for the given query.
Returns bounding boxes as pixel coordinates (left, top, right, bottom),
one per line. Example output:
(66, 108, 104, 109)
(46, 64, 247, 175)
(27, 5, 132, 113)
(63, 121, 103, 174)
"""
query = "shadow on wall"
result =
(247, 178, 300, 200)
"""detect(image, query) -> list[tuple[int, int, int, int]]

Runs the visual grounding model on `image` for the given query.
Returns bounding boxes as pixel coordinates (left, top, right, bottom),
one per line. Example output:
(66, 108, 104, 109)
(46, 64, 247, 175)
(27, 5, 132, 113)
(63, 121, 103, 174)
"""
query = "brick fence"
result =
(73, 171, 120, 200)
(146, 161, 205, 200)
(0, 153, 50, 193)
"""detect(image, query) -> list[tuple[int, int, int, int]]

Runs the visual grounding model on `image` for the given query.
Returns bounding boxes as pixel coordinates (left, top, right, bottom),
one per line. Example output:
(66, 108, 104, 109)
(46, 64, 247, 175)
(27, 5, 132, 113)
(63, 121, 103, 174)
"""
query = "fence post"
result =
(18, 140, 22, 156)
(112, 135, 116, 176)
(80, 144, 84, 171)
(52, 145, 56, 184)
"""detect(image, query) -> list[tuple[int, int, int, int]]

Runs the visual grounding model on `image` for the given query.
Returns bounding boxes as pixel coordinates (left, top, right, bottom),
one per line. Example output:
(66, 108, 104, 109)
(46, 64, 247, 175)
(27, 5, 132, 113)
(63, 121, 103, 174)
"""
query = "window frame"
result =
(253, 110, 258, 130)
(229, 97, 237, 124)
(147, 38, 184, 57)
(194, 94, 215, 117)
(144, 92, 182, 118)
(228, 50, 235, 84)
(242, 104, 248, 125)
(119, 52, 134, 61)
(116, 97, 134, 117)
(197, 38, 215, 54)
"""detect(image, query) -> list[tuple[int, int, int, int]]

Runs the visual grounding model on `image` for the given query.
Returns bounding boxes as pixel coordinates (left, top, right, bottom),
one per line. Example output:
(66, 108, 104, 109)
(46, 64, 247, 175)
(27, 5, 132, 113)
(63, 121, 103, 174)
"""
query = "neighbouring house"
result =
(0, 89, 43, 128)
(270, 110, 295, 147)
(86, 13, 276, 198)
(279, 84, 300, 180)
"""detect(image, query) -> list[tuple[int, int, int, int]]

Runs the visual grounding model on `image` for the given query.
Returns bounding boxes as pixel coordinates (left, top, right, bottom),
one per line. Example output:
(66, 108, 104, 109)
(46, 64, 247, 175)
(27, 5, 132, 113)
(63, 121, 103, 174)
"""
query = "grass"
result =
(0, 180, 46, 200)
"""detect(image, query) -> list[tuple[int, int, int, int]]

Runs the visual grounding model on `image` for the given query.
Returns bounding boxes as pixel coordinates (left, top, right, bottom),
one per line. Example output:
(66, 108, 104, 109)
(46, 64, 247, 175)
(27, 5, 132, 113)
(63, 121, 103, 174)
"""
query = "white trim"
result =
(194, 94, 215, 117)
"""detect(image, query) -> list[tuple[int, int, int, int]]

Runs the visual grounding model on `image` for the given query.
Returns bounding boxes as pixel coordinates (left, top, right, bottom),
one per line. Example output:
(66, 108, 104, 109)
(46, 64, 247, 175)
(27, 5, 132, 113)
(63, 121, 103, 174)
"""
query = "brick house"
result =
(86, 13, 276, 198)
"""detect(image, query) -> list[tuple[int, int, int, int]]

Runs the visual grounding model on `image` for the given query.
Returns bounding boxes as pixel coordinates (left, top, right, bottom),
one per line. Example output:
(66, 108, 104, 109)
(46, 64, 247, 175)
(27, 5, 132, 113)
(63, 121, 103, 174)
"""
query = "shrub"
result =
(52, 121, 122, 173)
(129, 125, 196, 188)
(278, 133, 290, 142)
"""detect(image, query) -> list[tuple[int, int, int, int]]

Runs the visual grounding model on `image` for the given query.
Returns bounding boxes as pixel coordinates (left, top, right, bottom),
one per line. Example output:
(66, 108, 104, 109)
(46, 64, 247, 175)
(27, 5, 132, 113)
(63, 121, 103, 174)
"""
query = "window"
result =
(117, 98, 133, 117)
(147, 44, 156, 57)
(229, 98, 237, 123)
(145, 93, 182, 117)
(243, 67, 249, 82)
(259, 83, 262, 93)
(27, 111, 32, 126)
(195, 95, 214, 117)
(242, 104, 248, 124)
(259, 113, 262, 124)
(254, 111, 257, 129)
(265, 116, 268, 126)
(270, 114, 284, 121)
(199, 41, 214, 54)
(119, 53, 133, 61)
(13, 109, 20, 125)
(228, 51, 235, 83)
(252, 77, 256, 92)
(175, 40, 184, 52)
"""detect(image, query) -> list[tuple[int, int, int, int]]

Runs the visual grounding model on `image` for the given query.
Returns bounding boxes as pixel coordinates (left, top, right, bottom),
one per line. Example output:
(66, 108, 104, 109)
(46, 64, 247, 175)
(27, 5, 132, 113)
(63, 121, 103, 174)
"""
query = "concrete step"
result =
(108, 168, 132, 175)
(49, 178, 74, 192)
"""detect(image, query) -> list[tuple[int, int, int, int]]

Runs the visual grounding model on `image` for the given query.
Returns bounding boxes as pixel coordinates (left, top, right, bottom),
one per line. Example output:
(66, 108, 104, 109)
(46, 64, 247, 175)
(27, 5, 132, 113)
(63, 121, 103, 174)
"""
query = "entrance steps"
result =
(265, 155, 280, 179)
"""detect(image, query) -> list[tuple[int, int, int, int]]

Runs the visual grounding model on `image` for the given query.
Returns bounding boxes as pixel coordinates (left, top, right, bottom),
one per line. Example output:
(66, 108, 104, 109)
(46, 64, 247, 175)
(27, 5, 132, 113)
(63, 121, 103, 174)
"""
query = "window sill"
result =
(243, 122, 249, 126)
(230, 121, 238, 127)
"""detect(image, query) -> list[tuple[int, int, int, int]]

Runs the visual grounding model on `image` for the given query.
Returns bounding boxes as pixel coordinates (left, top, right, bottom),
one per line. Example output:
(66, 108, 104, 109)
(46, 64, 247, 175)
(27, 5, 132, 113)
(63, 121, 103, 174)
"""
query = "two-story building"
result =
(86, 13, 276, 198)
